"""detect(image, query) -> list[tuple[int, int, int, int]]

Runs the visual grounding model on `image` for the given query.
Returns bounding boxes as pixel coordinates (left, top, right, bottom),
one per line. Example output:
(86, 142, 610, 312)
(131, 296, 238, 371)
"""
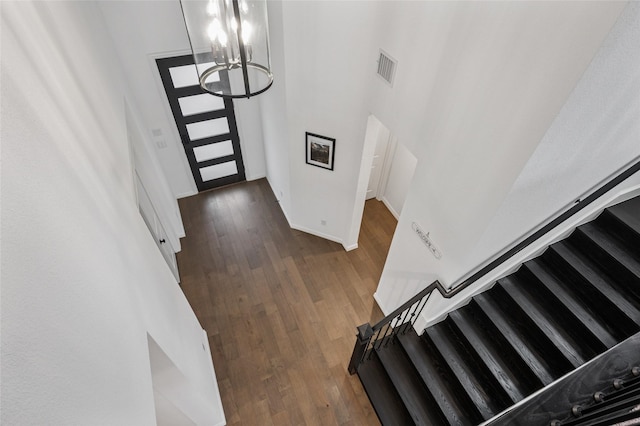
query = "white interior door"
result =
(366, 129, 390, 200)
(136, 174, 180, 282)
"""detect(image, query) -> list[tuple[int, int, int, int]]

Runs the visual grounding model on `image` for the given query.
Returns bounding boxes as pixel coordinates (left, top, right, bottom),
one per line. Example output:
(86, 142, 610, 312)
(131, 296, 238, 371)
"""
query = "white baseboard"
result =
(280, 204, 293, 228)
(265, 179, 293, 227)
(246, 173, 267, 182)
(265, 178, 353, 251)
(176, 190, 197, 199)
(290, 223, 344, 246)
(380, 196, 400, 220)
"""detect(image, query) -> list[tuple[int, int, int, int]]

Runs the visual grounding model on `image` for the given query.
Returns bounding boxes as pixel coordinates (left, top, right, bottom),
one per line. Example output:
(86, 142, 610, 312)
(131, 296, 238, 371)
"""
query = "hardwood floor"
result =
(177, 179, 397, 426)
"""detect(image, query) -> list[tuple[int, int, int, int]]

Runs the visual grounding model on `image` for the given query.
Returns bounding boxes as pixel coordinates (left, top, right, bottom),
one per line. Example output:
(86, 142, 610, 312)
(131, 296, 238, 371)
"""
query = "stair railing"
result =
(348, 281, 438, 374)
(450, 155, 640, 295)
(349, 156, 640, 375)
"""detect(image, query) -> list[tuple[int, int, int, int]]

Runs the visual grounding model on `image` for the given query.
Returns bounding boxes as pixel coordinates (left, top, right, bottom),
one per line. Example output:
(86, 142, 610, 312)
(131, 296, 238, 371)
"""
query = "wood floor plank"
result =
(177, 179, 396, 425)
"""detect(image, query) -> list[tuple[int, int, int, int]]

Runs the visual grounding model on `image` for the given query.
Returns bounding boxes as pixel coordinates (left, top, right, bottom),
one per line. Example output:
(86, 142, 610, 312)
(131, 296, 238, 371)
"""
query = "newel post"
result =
(348, 323, 374, 375)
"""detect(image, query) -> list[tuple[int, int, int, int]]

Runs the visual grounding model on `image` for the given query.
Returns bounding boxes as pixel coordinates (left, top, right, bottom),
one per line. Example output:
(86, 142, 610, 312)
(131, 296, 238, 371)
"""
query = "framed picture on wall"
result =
(305, 132, 336, 171)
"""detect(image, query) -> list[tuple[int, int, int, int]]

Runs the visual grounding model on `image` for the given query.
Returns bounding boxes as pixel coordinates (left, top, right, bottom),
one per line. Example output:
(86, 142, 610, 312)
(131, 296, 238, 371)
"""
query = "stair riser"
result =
(460, 304, 547, 391)
(471, 296, 555, 387)
(542, 247, 640, 340)
(570, 229, 640, 295)
(491, 281, 580, 372)
(598, 210, 640, 260)
(518, 263, 611, 353)
(355, 196, 640, 426)
(424, 323, 506, 419)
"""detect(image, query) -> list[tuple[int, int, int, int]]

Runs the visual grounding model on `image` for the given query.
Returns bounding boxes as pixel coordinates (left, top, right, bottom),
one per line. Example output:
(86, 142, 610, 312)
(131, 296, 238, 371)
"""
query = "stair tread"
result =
(553, 242, 640, 325)
(447, 310, 525, 403)
(357, 350, 414, 426)
(499, 276, 584, 368)
(579, 222, 640, 278)
(525, 259, 617, 349)
(397, 330, 480, 425)
(354, 195, 640, 426)
(607, 196, 640, 236)
(544, 245, 640, 340)
(423, 323, 502, 420)
(376, 337, 447, 425)
(600, 209, 640, 257)
(472, 294, 555, 386)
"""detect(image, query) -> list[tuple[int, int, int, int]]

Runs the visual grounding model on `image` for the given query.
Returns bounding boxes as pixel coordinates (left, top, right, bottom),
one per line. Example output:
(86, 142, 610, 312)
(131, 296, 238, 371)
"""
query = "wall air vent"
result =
(377, 50, 397, 87)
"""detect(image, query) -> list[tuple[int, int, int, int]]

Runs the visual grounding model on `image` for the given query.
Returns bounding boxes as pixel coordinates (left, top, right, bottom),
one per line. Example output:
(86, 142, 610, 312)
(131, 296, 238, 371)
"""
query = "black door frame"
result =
(156, 54, 246, 192)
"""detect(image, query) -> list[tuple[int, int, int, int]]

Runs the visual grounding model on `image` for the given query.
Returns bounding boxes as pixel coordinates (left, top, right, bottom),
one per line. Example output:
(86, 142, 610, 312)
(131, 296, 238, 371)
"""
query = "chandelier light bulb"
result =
(207, 19, 218, 41)
(206, 0, 216, 16)
(180, 0, 273, 98)
(207, 19, 227, 46)
(241, 21, 252, 43)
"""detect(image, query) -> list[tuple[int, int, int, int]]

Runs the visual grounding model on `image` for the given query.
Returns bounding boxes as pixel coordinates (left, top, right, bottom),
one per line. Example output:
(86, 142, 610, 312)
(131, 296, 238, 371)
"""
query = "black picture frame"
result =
(305, 132, 336, 171)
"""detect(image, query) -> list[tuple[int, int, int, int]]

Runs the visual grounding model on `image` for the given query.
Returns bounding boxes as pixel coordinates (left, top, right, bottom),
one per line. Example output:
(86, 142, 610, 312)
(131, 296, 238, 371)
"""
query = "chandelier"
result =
(180, 0, 273, 98)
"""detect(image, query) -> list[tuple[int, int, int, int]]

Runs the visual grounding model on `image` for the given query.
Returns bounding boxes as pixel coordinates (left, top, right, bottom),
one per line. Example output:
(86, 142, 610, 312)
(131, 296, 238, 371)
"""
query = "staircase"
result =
(353, 195, 640, 425)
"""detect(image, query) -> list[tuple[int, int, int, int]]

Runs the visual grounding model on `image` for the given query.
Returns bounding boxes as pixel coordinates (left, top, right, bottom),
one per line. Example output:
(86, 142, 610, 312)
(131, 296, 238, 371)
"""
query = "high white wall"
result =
(380, 140, 417, 220)
(97, 1, 196, 198)
(421, 1, 640, 325)
(259, 1, 380, 247)
(234, 97, 268, 181)
(126, 100, 185, 254)
(258, 0, 292, 217)
(97, 1, 267, 198)
(1, 2, 222, 424)
(259, 0, 628, 259)
(370, 1, 629, 314)
(472, 0, 640, 267)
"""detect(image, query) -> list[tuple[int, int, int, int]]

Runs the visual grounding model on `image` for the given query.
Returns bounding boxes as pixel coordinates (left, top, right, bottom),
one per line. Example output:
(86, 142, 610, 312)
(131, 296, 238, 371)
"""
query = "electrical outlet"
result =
(156, 139, 167, 149)
(321, 220, 327, 226)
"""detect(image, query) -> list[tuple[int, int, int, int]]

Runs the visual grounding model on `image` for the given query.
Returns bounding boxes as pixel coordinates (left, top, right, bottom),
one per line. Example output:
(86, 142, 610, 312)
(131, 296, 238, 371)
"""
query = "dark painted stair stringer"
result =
(487, 332, 640, 426)
(355, 195, 640, 425)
